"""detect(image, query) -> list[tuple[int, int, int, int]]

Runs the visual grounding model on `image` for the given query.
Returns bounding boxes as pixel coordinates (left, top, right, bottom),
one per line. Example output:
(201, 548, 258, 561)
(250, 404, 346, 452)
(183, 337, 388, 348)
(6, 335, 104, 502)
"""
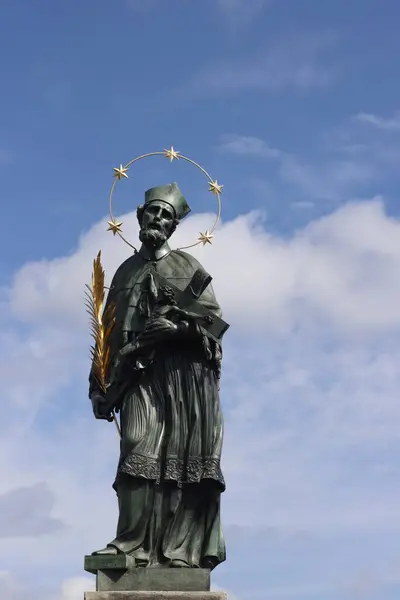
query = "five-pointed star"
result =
(208, 180, 223, 195)
(107, 219, 123, 235)
(164, 146, 180, 162)
(113, 164, 129, 180)
(198, 231, 214, 246)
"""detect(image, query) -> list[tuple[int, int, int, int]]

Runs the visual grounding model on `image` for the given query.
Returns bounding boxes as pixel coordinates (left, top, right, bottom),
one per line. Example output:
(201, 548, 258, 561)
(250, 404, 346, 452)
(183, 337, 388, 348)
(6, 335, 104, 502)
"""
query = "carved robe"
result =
(89, 248, 226, 568)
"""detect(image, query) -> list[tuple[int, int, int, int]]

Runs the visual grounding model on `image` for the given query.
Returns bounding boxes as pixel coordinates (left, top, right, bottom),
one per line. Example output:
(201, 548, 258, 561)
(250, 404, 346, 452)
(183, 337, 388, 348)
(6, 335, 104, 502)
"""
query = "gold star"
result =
(107, 219, 123, 235)
(113, 164, 129, 180)
(164, 146, 180, 162)
(198, 231, 214, 246)
(208, 180, 223, 195)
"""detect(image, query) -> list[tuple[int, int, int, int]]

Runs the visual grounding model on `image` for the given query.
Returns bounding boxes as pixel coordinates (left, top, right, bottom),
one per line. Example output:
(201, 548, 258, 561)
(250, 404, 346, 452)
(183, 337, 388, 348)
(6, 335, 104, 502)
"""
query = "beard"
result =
(139, 225, 169, 249)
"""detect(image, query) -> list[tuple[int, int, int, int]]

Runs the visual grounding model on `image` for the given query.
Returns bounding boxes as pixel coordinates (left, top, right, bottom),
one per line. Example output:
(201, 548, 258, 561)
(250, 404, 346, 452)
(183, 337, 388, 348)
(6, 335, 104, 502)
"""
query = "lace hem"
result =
(114, 453, 225, 490)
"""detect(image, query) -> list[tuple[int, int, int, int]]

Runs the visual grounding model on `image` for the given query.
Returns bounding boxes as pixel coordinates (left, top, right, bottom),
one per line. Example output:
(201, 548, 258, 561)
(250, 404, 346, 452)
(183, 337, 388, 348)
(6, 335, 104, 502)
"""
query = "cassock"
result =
(89, 247, 226, 569)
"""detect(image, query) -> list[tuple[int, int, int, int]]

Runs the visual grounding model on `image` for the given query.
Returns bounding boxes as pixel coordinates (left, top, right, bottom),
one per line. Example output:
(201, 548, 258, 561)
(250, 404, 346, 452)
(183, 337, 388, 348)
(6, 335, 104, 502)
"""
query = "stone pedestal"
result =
(83, 555, 227, 599)
(84, 593, 227, 600)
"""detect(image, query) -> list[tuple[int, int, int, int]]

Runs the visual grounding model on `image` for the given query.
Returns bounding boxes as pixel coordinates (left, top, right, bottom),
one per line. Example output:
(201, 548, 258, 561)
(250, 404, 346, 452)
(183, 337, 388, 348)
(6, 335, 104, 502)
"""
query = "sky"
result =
(1, 0, 400, 598)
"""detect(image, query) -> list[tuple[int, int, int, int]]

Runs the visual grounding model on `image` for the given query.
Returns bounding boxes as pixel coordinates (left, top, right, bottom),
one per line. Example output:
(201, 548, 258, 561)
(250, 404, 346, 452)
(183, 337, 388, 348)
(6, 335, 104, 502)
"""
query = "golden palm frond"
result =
(85, 251, 120, 437)
(84, 251, 116, 392)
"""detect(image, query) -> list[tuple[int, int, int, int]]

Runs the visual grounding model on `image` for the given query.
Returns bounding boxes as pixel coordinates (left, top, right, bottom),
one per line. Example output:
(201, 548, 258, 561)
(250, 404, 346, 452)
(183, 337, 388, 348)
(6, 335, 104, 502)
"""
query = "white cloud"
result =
(212, 582, 241, 599)
(0, 572, 26, 600)
(218, 133, 377, 200)
(279, 155, 376, 200)
(60, 577, 95, 600)
(0, 572, 95, 600)
(218, 134, 282, 159)
(354, 111, 400, 132)
(3, 202, 400, 597)
(186, 32, 337, 97)
(10, 200, 400, 337)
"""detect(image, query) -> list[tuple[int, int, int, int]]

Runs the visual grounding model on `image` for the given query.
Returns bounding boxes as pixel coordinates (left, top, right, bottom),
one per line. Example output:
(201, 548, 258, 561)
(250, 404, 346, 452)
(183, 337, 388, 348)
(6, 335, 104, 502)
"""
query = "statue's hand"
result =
(119, 342, 137, 357)
(138, 316, 179, 346)
(90, 391, 114, 422)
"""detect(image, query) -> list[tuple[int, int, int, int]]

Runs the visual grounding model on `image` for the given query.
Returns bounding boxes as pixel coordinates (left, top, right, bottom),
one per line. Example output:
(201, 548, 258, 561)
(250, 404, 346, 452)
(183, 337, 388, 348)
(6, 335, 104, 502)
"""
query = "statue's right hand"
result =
(119, 342, 138, 357)
(90, 391, 114, 422)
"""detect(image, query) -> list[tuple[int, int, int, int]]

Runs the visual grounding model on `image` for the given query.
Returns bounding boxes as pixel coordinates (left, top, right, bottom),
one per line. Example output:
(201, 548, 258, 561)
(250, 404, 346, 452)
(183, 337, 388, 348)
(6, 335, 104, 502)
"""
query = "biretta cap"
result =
(144, 182, 191, 220)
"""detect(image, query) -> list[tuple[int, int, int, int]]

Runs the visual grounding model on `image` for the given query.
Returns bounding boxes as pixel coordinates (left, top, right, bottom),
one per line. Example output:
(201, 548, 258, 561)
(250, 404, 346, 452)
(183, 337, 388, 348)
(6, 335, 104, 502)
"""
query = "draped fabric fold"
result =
(90, 249, 226, 569)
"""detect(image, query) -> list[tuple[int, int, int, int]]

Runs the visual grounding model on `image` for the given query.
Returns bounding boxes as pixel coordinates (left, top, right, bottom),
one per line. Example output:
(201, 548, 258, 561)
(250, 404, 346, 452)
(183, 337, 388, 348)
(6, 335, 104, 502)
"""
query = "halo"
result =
(107, 147, 223, 252)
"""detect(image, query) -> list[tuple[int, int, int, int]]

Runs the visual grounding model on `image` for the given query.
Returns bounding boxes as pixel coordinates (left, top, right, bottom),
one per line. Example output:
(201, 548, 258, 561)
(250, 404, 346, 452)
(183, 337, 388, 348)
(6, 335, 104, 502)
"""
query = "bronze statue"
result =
(88, 182, 229, 570)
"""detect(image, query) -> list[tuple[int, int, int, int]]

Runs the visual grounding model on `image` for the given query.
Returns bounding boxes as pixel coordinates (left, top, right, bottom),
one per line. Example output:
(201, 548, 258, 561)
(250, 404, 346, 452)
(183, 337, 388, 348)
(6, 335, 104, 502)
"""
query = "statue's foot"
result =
(170, 559, 190, 568)
(91, 545, 118, 556)
(135, 559, 148, 568)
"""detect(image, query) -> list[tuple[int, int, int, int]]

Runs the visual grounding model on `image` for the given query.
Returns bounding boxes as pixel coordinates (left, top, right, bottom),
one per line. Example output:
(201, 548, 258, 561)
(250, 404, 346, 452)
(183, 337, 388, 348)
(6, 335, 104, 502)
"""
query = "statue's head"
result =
(137, 182, 191, 249)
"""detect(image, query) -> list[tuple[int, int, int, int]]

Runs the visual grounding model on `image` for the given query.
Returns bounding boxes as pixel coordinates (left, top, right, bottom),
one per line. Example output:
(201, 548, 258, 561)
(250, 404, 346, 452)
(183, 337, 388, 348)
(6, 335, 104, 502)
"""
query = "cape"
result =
(89, 249, 222, 396)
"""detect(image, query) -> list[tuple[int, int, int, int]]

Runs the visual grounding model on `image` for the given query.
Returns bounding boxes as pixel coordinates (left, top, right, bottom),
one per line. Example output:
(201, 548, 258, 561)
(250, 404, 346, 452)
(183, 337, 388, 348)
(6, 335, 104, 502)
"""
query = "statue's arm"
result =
(193, 282, 223, 377)
(197, 281, 222, 318)
(194, 283, 222, 333)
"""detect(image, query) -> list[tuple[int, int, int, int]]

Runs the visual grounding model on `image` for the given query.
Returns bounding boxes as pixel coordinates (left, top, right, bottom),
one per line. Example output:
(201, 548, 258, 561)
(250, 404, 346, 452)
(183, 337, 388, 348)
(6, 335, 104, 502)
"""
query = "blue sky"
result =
(2, 1, 400, 599)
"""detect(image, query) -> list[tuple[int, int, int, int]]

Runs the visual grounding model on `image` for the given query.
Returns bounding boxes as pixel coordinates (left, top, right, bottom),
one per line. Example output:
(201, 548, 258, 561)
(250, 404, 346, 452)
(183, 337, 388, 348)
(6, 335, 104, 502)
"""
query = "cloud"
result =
(319, 114, 400, 184)
(3, 202, 400, 598)
(60, 577, 95, 600)
(291, 201, 315, 209)
(279, 155, 376, 200)
(218, 133, 378, 201)
(218, 134, 282, 159)
(10, 200, 400, 336)
(126, 0, 270, 25)
(217, 0, 271, 26)
(354, 111, 400, 132)
(0, 484, 65, 538)
(186, 32, 337, 97)
(0, 572, 27, 600)
(0, 573, 94, 600)
(343, 562, 400, 599)
(212, 582, 241, 599)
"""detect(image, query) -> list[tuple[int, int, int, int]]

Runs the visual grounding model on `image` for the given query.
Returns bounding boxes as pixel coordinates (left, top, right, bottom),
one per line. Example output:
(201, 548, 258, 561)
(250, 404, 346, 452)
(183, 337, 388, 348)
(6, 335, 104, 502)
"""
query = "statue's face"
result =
(139, 200, 176, 248)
